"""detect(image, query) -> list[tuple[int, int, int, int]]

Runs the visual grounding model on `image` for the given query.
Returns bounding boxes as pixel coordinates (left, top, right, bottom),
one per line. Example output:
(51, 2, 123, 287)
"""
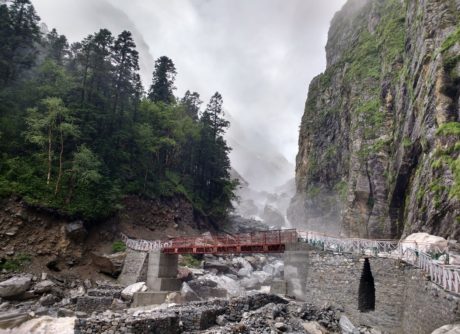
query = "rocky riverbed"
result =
(0, 253, 387, 334)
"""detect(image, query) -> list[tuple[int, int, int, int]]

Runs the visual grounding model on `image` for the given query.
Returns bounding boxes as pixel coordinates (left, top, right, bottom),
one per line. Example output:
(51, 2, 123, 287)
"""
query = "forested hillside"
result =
(0, 0, 236, 221)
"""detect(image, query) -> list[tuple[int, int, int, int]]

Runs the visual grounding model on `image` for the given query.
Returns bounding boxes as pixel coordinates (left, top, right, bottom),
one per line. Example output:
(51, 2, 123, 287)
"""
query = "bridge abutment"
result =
(276, 244, 460, 334)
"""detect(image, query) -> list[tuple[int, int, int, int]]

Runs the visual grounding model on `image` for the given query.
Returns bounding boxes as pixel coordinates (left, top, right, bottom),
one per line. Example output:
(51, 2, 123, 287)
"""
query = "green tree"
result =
(25, 97, 78, 194)
(148, 56, 177, 104)
(181, 90, 202, 121)
(0, 0, 41, 86)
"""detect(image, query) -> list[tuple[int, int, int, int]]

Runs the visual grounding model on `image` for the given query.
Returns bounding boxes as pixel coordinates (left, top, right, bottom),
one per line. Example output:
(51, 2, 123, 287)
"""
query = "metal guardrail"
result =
(121, 229, 460, 294)
(298, 230, 460, 294)
(120, 233, 172, 252)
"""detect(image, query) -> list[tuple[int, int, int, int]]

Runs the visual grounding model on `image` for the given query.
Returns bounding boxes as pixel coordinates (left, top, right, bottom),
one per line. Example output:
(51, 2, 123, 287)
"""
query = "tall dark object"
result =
(358, 258, 375, 312)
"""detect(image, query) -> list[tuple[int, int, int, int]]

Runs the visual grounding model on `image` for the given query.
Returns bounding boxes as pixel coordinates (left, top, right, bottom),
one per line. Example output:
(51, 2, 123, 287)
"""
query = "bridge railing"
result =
(165, 229, 298, 249)
(299, 230, 460, 294)
(121, 229, 298, 254)
(297, 230, 399, 255)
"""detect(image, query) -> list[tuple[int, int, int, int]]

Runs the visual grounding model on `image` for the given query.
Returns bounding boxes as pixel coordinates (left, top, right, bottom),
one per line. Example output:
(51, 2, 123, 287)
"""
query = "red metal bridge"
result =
(162, 229, 297, 254)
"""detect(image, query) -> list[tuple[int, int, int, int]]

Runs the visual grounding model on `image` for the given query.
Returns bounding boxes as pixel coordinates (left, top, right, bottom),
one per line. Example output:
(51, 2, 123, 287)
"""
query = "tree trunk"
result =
(47, 126, 52, 185)
(55, 127, 64, 195)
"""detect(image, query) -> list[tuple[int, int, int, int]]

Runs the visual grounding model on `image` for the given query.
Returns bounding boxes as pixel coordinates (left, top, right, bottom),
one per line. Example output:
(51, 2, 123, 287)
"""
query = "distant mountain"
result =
(225, 113, 294, 192)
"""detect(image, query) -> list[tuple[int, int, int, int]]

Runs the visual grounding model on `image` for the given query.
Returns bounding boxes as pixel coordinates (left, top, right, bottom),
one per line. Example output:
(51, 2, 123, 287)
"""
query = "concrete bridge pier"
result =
(271, 242, 311, 300)
(132, 252, 181, 307)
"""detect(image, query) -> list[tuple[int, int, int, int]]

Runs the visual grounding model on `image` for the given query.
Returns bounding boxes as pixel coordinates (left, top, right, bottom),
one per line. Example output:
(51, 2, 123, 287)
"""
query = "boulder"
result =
(121, 282, 147, 301)
(65, 221, 87, 242)
(303, 321, 327, 334)
(199, 274, 245, 297)
(240, 277, 260, 290)
(188, 279, 226, 299)
(181, 282, 200, 302)
(39, 294, 57, 306)
(177, 267, 193, 282)
(339, 315, 356, 334)
(165, 292, 182, 304)
(233, 257, 253, 277)
(432, 324, 460, 334)
(0, 276, 32, 298)
(91, 252, 126, 277)
(203, 260, 231, 274)
(34, 280, 56, 294)
(402, 233, 448, 254)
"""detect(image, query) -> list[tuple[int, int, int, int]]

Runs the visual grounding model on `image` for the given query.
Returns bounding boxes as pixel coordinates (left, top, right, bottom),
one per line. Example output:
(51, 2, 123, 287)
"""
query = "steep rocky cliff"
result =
(289, 0, 460, 239)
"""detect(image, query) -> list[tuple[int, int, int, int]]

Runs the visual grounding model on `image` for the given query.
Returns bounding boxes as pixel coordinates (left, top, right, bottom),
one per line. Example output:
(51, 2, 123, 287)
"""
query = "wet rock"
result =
(121, 282, 147, 301)
(91, 252, 126, 277)
(39, 294, 57, 306)
(188, 279, 227, 299)
(181, 282, 200, 302)
(0, 275, 32, 298)
(340, 315, 357, 334)
(34, 280, 56, 294)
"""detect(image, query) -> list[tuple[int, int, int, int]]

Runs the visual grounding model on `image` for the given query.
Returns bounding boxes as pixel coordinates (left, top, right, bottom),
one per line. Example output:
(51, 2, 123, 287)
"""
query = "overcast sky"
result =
(32, 0, 345, 187)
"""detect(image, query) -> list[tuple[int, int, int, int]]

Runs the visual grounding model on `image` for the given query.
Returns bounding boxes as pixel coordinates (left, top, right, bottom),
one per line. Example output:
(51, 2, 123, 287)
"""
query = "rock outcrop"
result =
(290, 0, 460, 239)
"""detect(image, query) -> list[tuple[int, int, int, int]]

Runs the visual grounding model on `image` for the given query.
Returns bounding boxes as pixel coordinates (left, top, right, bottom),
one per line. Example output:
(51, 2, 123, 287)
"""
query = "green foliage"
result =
(180, 254, 201, 268)
(402, 137, 412, 147)
(0, 253, 32, 272)
(334, 180, 348, 202)
(112, 241, 126, 253)
(440, 27, 460, 54)
(0, 2, 236, 222)
(307, 184, 321, 198)
(436, 122, 460, 136)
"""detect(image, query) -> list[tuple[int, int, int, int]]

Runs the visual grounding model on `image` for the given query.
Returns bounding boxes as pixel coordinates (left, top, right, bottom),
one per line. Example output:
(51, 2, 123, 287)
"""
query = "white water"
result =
(0, 316, 74, 334)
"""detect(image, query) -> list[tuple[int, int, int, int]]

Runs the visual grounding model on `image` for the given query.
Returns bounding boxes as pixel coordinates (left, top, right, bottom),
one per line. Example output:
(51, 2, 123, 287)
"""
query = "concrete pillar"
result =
(146, 251, 181, 291)
(275, 242, 312, 300)
(133, 252, 181, 307)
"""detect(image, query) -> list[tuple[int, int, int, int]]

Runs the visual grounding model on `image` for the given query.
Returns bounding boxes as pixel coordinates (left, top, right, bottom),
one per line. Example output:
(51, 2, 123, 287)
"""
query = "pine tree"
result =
(45, 28, 69, 65)
(181, 90, 201, 121)
(148, 56, 177, 104)
(111, 30, 139, 123)
(0, 0, 40, 86)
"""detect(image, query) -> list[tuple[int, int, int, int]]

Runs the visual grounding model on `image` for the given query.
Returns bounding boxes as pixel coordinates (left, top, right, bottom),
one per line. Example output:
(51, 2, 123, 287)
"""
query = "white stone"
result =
(402, 233, 448, 254)
(121, 282, 147, 301)
(34, 280, 55, 294)
(432, 324, 460, 334)
(339, 315, 356, 334)
(0, 275, 32, 298)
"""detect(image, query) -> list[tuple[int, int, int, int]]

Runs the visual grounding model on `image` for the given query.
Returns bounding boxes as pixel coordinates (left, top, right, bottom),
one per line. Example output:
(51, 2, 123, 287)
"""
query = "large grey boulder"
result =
(121, 282, 147, 301)
(91, 252, 126, 277)
(34, 280, 56, 294)
(180, 282, 200, 302)
(0, 276, 32, 298)
(187, 279, 226, 299)
(432, 324, 460, 334)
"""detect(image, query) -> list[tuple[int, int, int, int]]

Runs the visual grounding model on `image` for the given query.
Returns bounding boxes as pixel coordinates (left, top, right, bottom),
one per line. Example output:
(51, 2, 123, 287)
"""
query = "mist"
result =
(32, 0, 345, 193)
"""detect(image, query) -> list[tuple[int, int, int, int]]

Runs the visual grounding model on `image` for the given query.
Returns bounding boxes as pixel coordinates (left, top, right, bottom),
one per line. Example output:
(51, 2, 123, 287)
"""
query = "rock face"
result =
(290, 0, 460, 239)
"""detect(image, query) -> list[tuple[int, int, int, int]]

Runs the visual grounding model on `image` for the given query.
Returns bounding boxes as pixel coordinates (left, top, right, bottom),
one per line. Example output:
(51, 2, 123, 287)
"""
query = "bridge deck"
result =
(162, 229, 297, 254)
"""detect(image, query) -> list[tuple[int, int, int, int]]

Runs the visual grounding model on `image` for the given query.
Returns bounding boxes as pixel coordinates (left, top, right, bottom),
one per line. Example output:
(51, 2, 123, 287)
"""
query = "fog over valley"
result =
(32, 0, 345, 194)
